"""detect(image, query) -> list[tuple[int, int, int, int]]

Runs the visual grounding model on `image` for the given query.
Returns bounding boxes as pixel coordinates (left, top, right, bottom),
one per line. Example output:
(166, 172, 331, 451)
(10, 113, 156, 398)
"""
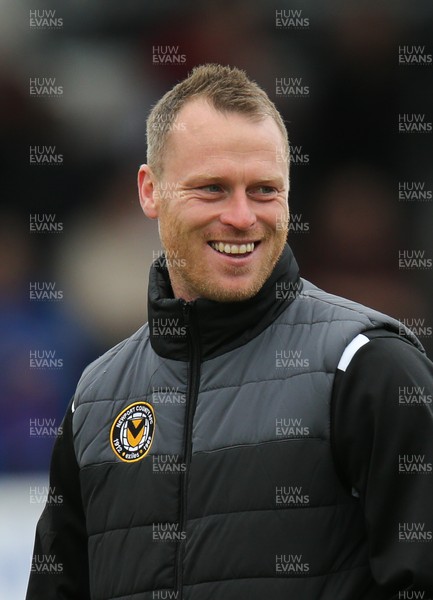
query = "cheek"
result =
(176, 204, 218, 234)
(159, 202, 184, 230)
(259, 203, 288, 229)
(159, 206, 204, 247)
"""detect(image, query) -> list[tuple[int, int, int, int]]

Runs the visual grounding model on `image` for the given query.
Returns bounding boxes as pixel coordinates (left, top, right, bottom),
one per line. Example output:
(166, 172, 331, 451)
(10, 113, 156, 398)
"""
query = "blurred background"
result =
(1, 0, 432, 596)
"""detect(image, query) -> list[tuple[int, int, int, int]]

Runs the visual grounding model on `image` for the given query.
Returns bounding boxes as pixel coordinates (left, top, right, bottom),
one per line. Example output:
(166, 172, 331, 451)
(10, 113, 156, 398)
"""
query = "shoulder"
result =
(275, 280, 423, 373)
(338, 329, 430, 378)
(333, 329, 433, 421)
(73, 323, 150, 408)
(331, 328, 433, 492)
(300, 279, 399, 327)
(294, 278, 423, 352)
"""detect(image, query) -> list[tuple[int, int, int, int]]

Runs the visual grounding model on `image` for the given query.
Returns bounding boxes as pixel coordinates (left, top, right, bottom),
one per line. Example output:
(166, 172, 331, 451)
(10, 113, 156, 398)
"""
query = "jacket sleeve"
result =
(26, 398, 90, 600)
(331, 330, 433, 598)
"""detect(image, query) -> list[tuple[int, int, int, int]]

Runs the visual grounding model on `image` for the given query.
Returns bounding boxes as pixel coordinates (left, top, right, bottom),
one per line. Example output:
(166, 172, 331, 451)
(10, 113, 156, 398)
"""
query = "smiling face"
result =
(139, 98, 289, 302)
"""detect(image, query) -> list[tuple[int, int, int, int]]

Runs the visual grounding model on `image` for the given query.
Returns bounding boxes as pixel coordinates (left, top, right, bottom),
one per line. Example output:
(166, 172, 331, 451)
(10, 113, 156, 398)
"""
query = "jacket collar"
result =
(147, 244, 301, 361)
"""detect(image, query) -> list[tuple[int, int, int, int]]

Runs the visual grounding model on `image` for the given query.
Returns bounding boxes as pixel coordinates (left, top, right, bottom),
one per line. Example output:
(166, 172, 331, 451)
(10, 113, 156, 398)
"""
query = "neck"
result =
(147, 244, 302, 361)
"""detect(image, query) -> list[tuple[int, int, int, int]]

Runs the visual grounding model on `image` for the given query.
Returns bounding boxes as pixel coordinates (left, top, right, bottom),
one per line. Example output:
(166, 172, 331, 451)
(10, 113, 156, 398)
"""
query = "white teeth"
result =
(210, 242, 256, 255)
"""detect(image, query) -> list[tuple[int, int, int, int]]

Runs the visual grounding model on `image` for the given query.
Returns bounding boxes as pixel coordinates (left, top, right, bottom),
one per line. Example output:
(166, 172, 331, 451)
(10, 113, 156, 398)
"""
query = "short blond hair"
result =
(146, 63, 289, 178)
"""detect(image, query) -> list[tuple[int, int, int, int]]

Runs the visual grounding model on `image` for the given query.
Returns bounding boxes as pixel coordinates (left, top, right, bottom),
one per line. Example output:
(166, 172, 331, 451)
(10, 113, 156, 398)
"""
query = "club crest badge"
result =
(110, 402, 155, 462)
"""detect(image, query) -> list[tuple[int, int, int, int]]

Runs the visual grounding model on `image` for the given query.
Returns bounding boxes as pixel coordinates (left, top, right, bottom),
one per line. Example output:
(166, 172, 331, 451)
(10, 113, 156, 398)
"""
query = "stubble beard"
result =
(158, 210, 288, 302)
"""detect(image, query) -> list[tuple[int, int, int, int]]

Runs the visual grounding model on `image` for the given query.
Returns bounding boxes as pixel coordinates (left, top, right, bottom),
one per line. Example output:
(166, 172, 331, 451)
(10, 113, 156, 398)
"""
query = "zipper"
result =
(175, 301, 201, 599)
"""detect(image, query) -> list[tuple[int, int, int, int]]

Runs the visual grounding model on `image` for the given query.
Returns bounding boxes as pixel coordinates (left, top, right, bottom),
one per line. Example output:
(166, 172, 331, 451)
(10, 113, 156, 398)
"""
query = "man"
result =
(27, 64, 433, 600)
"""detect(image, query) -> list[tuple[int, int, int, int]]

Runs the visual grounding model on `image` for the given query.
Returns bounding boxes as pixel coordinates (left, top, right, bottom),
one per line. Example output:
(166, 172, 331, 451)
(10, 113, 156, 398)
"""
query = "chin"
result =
(199, 278, 264, 303)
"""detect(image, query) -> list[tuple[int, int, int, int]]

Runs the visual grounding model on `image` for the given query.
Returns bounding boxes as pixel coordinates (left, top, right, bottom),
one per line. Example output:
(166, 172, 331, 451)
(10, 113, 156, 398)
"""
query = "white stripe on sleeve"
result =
(337, 334, 370, 372)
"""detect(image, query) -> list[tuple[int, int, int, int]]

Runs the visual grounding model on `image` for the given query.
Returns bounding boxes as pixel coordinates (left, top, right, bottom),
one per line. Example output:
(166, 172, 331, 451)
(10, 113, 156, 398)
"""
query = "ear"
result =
(138, 164, 159, 219)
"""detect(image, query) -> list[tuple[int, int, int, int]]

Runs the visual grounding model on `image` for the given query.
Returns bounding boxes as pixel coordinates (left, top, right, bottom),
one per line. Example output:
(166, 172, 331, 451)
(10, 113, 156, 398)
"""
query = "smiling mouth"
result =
(208, 241, 259, 256)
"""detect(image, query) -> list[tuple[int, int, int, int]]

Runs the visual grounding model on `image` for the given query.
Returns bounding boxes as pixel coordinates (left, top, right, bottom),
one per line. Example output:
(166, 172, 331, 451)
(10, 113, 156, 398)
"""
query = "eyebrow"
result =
(182, 173, 223, 184)
(181, 173, 287, 187)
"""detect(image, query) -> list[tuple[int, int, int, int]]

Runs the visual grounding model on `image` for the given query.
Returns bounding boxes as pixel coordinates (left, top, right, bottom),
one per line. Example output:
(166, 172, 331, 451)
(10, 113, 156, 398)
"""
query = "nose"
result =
(219, 189, 257, 230)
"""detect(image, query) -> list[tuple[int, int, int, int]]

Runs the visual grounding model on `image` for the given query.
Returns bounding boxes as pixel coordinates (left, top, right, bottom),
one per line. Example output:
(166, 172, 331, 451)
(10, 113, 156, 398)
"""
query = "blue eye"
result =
(257, 186, 276, 194)
(201, 184, 222, 193)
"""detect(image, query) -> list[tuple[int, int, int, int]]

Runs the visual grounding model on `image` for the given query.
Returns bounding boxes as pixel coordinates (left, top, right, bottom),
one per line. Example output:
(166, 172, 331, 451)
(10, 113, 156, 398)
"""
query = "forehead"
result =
(163, 98, 286, 173)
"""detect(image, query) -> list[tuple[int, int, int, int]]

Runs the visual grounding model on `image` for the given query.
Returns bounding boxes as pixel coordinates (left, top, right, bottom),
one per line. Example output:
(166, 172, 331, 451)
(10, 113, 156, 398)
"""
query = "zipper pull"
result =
(181, 300, 192, 328)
